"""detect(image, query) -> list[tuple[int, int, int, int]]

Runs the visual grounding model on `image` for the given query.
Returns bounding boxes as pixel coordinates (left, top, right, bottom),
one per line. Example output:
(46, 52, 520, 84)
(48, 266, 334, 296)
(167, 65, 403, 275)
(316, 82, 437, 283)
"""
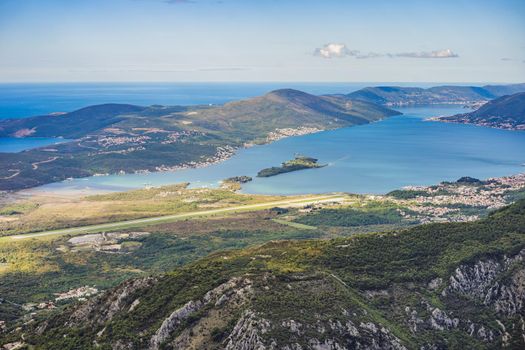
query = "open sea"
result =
(1, 83, 525, 195)
(0, 82, 408, 120)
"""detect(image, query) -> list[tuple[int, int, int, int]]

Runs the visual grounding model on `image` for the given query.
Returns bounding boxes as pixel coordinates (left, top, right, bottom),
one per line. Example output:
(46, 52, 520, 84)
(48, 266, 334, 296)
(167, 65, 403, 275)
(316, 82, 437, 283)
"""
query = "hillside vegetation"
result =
(3, 199, 524, 349)
(256, 155, 325, 177)
(0, 184, 282, 237)
(0, 104, 146, 138)
(347, 83, 525, 106)
(437, 92, 525, 130)
(0, 89, 399, 191)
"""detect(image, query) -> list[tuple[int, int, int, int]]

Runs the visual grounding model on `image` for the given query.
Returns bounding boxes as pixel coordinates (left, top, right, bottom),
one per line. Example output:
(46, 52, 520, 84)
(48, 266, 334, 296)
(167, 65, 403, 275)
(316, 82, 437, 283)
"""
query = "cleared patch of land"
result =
(271, 218, 317, 230)
(0, 183, 284, 237)
(5, 194, 344, 241)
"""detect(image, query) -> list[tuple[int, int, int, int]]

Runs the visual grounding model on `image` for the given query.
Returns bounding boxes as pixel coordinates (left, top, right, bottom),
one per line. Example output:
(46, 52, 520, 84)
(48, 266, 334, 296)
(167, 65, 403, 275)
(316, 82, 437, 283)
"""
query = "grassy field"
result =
(0, 184, 287, 237)
(4, 194, 343, 241)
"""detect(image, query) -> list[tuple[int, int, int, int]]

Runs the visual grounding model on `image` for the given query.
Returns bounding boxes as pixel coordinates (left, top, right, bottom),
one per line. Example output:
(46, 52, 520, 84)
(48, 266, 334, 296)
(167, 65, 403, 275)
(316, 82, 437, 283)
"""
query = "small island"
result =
(223, 175, 253, 184)
(257, 155, 326, 177)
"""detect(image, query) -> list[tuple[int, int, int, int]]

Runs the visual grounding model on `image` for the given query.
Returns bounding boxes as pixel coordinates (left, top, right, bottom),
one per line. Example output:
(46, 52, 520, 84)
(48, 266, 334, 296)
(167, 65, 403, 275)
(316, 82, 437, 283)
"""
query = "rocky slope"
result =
(2, 199, 525, 349)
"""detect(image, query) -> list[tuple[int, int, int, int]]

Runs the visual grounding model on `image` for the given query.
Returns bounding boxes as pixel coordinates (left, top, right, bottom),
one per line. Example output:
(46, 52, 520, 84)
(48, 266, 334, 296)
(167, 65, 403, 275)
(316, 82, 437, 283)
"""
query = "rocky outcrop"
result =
(225, 310, 270, 350)
(485, 268, 525, 316)
(149, 300, 202, 350)
(405, 302, 496, 343)
(149, 277, 253, 350)
(445, 249, 525, 316)
(428, 307, 459, 331)
(67, 276, 158, 327)
(225, 310, 407, 350)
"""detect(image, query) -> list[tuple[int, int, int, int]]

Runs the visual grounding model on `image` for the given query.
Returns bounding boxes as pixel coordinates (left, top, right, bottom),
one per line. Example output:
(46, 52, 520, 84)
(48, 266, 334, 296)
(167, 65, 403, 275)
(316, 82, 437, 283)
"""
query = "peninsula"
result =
(345, 83, 525, 106)
(433, 92, 525, 130)
(0, 89, 399, 191)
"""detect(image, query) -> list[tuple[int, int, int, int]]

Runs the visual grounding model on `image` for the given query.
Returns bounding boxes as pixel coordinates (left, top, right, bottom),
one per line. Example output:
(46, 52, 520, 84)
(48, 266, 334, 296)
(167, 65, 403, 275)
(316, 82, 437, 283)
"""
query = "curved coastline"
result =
(27, 105, 525, 197)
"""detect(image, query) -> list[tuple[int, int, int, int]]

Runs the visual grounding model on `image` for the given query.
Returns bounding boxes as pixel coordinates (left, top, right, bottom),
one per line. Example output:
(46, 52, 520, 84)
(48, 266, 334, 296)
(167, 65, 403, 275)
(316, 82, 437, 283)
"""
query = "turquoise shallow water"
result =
(37, 105, 525, 195)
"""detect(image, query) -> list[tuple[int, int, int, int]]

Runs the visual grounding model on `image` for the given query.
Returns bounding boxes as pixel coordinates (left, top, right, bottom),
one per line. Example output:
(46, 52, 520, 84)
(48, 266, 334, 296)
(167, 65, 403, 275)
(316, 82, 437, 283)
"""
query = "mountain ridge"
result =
(0, 89, 400, 191)
(0, 104, 146, 138)
(347, 83, 525, 106)
(436, 92, 525, 130)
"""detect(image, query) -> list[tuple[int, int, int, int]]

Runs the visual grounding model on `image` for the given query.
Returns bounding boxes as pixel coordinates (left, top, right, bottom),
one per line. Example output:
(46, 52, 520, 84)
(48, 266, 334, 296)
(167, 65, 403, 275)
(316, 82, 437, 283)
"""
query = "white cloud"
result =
(395, 49, 459, 58)
(313, 43, 358, 59)
(314, 45, 459, 60)
(356, 52, 384, 59)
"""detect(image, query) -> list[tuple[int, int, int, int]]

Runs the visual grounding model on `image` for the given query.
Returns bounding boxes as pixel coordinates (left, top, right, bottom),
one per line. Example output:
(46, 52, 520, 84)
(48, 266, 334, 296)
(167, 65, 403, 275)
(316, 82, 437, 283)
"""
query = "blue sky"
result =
(0, 0, 524, 82)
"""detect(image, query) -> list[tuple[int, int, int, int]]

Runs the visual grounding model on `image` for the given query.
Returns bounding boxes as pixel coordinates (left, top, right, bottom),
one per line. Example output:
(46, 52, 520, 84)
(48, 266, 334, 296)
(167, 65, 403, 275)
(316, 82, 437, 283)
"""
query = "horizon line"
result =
(0, 81, 523, 85)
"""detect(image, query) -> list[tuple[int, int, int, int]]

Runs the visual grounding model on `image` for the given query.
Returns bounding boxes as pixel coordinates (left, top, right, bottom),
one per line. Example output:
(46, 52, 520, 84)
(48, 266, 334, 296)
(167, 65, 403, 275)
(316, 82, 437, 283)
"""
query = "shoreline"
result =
(428, 116, 525, 132)
(7, 108, 525, 197)
(19, 126, 330, 197)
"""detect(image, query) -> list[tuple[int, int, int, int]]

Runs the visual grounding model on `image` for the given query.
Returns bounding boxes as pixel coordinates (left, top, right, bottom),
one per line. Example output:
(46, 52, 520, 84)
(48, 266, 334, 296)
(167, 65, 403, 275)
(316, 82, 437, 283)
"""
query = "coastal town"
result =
(78, 126, 326, 176)
(283, 173, 525, 226)
(153, 145, 237, 172)
(433, 114, 525, 131)
(265, 126, 324, 143)
(389, 173, 525, 223)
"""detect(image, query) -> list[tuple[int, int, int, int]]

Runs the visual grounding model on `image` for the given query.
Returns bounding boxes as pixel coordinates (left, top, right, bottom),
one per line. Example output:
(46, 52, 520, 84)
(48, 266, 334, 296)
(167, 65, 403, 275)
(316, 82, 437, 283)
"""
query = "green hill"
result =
(482, 83, 525, 96)
(0, 104, 145, 138)
(0, 89, 399, 191)
(347, 83, 525, 106)
(186, 89, 400, 143)
(438, 92, 525, 130)
(7, 199, 524, 349)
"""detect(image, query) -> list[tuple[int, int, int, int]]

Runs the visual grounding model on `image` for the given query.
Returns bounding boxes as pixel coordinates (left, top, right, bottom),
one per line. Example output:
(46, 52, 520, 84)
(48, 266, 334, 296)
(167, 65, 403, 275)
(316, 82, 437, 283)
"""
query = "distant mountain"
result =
(0, 89, 399, 191)
(0, 104, 145, 138)
(0, 90, 398, 141)
(10, 199, 525, 349)
(188, 89, 401, 142)
(482, 83, 525, 96)
(437, 92, 525, 130)
(347, 83, 525, 106)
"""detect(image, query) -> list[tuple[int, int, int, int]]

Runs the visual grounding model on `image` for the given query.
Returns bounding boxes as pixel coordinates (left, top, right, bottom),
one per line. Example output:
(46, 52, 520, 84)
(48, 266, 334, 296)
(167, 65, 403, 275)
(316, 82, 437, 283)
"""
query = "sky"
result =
(0, 0, 524, 83)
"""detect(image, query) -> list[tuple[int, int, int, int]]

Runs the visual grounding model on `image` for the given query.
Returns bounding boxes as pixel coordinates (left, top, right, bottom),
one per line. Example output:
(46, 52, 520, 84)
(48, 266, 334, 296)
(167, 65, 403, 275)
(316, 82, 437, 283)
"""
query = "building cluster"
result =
(96, 146, 146, 156)
(18, 286, 100, 317)
(398, 173, 525, 223)
(97, 135, 151, 148)
(266, 127, 323, 143)
(161, 130, 205, 145)
(54, 286, 99, 302)
(436, 115, 525, 131)
(154, 145, 236, 172)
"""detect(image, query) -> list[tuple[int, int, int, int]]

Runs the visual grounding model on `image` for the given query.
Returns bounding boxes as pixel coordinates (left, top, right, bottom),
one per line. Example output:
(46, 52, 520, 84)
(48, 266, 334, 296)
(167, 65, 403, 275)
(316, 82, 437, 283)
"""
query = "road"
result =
(31, 156, 59, 170)
(9, 195, 344, 240)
